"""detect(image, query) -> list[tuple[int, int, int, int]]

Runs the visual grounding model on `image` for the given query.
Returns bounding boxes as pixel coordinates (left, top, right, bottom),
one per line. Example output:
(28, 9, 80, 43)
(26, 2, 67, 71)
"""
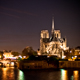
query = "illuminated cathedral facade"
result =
(40, 19, 69, 57)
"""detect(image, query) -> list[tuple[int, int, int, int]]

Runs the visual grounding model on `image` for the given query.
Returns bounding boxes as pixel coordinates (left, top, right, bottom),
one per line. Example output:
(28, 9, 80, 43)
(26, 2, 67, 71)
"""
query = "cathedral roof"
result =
(43, 37, 65, 43)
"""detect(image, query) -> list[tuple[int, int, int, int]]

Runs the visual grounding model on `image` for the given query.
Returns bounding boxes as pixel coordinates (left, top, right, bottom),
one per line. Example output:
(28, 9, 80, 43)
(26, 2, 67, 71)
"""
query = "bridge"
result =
(0, 60, 17, 67)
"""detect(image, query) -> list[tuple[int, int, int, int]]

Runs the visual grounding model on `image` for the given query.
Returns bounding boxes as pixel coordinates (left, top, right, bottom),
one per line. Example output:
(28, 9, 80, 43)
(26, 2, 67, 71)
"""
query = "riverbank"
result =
(17, 60, 59, 70)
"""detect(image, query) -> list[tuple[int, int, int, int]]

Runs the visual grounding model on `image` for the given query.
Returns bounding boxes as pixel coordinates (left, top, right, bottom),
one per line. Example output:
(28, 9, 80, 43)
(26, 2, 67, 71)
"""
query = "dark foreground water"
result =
(0, 67, 80, 80)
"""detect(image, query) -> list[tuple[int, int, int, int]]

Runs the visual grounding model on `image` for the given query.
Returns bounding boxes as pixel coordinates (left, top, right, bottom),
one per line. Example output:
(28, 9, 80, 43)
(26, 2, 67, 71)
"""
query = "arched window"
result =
(43, 33, 47, 38)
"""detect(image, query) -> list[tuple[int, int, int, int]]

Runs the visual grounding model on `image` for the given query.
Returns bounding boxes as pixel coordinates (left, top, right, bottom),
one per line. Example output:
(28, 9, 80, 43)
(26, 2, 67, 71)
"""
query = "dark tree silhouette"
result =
(22, 46, 37, 56)
(11, 52, 20, 57)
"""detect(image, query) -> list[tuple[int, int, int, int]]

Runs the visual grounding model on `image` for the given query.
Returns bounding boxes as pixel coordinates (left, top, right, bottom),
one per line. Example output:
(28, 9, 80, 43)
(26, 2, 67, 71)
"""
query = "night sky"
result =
(0, 0, 80, 53)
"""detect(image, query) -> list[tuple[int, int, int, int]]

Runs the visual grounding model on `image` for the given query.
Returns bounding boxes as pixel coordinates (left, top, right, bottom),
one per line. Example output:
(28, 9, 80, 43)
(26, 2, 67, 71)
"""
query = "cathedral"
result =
(40, 19, 69, 58)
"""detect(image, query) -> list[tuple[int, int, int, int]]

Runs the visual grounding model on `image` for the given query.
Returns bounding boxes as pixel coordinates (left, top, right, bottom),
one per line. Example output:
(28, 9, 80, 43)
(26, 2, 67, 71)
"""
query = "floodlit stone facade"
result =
(40, 19, 69, 57)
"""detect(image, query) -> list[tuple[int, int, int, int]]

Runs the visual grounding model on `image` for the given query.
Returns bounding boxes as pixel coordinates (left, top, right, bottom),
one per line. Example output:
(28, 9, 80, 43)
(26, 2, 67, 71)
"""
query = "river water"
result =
(0, 67, 80, 80)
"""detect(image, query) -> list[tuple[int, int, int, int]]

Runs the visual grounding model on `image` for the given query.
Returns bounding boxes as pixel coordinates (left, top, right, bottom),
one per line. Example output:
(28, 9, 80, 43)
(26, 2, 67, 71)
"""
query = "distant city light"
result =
(62, 56, 66, 59)
(47, 56, 50, 58)
(11, 62, 14, 66)
(0, 55, 1, 58)
(19, 55, 22, 58)
(75, 56, 77, 58)
(23, 56, 26, 58)
(70, 51, 72, 53)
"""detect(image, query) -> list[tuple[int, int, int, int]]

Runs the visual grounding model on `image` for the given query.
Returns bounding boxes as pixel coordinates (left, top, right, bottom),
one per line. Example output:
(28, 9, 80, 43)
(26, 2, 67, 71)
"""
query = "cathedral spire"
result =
(51, 17, 54, 34)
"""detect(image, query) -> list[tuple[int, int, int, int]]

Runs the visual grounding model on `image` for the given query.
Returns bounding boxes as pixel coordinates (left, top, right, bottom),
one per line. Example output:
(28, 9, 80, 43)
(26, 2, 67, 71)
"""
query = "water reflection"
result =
(61, 69, 68, 80)
(0, 67, 80, 80)
(61, 69, 80, 80)
(2, 68, 8, 80)
(73, 70, 79, 80)
(0, 67, 25, 80)
(2, 67, 16, 80)
(18, 70, 25, 80)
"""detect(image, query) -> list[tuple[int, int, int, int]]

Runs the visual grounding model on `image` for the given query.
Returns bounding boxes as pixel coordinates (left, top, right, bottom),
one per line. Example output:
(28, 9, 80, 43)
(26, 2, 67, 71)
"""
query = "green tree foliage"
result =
(11, 52, 20, 57)
(22, 46, 37, 56)
(33, 51, 37, 56)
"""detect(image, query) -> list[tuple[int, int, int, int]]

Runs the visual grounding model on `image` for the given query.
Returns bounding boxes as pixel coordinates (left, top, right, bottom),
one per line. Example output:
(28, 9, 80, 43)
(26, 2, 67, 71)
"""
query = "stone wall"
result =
(18, 60, 57, 70)
(59, 61, 80, 68)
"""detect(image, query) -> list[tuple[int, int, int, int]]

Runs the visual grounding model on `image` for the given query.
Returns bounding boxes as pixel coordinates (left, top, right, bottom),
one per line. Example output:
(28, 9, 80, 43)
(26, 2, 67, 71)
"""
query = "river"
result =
(0, 67, 80, 80)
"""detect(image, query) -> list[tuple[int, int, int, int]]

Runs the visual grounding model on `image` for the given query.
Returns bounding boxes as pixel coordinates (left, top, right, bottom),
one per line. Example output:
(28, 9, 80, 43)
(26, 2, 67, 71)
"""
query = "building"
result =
(73, 46, 80, 59)
(40, 18, 69, 58)
(3, 50, 13, 59)
(3, 50, 18, 60)
(75, 46, 80, 56)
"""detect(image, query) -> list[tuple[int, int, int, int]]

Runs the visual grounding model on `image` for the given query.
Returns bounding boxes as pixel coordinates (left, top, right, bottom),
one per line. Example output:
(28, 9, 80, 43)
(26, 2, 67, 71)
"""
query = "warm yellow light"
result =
(11, 62, 14, 66)
(61, 69, 68, 80)
(0, 55, 1, 58)
(73, 70, 79, 80)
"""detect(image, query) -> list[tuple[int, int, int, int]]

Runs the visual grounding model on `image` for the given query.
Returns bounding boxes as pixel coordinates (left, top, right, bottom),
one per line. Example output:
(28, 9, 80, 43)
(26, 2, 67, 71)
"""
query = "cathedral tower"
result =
(40, 18, 69, 57)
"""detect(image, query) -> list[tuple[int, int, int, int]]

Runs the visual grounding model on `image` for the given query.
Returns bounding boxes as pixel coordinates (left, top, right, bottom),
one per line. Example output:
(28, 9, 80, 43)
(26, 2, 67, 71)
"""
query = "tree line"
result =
(0, 46, 38, 59)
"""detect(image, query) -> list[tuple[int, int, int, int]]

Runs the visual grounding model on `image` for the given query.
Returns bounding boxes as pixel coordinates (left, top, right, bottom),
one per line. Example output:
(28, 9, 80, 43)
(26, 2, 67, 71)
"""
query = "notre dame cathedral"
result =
(40, 19, 69, 58)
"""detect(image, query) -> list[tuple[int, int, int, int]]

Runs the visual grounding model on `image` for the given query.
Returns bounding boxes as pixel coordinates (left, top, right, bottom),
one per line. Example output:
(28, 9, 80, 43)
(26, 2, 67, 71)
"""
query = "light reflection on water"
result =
(73, 70, 79, 80)
(18, 70, 25, 80)
(0, 67, 80, 80)
(61, 69, 80, 80)
(61, 69, 68, 80)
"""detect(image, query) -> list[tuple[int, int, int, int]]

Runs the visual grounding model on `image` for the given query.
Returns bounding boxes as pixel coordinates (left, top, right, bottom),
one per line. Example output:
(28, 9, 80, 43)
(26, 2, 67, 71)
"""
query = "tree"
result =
(0, 51, 3, 59)
(22, 46, 37, 56)
(11, 52, 20, 57)
(33, 51, 37, 56)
